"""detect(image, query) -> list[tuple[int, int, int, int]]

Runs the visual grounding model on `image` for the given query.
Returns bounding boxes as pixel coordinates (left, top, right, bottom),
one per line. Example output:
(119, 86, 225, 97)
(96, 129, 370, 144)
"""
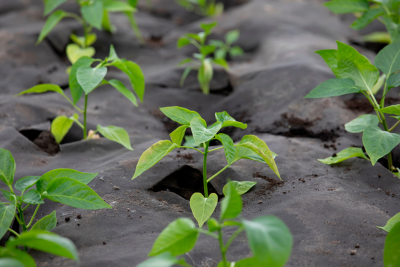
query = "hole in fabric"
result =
(19, 130, 60, 156)
(150, 165, 222, 201)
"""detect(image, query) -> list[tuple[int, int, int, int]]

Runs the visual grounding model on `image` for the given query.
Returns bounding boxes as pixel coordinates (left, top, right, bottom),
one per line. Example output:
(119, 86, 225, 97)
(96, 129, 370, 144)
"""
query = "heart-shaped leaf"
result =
(190, 193, 218, 227)
(77, 66, 107, 95)
(66, 44, 95, 64)
(69, 56, 94, 104)
(81, 1, 103, 30)
(190, 117, 221, 145)
(97, 125, 133, 150)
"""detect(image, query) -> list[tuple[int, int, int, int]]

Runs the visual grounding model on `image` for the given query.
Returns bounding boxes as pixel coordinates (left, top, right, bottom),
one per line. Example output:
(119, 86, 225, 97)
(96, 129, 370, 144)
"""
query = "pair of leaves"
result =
(66, 44, 95, 64)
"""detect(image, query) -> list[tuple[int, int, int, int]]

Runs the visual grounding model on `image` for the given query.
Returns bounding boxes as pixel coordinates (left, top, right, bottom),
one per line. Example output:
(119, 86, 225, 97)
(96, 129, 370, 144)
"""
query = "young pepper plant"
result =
(16, 45, 144, 149)
(377, 213, 400, 266)
(305, 40, 400, 176)
(209, 29, 244, 60)
(175, 0, 224, 17)
(137, 181, 293, 267)
(324, 0, 400, 44)
(177, 22, 230, 94)
(38, 0, 144, 68)
(132, 106, 280, 227)
(0, 148, 111, 266)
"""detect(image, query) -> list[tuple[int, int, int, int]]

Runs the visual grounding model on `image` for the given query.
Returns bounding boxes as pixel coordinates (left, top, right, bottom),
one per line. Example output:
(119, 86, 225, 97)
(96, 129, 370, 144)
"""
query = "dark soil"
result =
(252, 172, 284, 193)
(345, 97, 400, 113)
(150, 165, 222, 200)
(20, 130, 60, 155)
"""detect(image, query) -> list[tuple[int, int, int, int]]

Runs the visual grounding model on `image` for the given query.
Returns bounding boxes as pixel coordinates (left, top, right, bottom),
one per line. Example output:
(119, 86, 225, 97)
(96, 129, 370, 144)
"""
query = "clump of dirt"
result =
(345, 97, 400, 113)
(150, 165, 222, 200)
(33, 131, 60, 155)
(253, 172, 284, 194)
(146, 34, 164, 48)
(174, 152, 195, 163)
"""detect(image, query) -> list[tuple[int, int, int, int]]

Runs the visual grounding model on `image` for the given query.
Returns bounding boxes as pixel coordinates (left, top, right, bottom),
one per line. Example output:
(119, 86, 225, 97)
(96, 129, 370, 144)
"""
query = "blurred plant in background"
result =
(176, 0, 224, 17)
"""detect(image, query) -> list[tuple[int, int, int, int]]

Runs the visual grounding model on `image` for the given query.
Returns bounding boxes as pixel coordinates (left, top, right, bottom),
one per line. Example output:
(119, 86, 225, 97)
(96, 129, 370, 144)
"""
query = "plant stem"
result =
(18, 206, 27, 232)
(83, 94, 88, 139)
(26, 205, 41, 228)
(197, 228, 219, 239)
(378, 80, 394, 170)
(8, 228, 19, 237)
(218, 228, 228, 267)
(83, 19, 88, 48)
(126, 12, 145, 45)
(62, 94, 83, 113)
(179, 146, 204, 154)
(224, 227, 243, 252)
(203, 141, 210, 197)
(208, 146, 224, 152)
(207, 164, 230, 183)
(21, 204, 31, 212)
(389, 120, 400, 132)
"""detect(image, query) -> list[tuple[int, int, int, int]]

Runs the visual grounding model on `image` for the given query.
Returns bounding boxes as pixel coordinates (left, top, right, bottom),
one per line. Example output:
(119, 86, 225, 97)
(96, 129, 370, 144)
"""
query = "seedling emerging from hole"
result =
(132, 106, 280, 226)
(137, 182, 293, 267)
(0, 148, 111, 266)
(16, 45, 145, 150)
(177, 22, 243, 94)
(175, 0, 224, 17)
(305, 41, 400, 176)
(324, 0, 399, 44)
(38, 0, 144, 69)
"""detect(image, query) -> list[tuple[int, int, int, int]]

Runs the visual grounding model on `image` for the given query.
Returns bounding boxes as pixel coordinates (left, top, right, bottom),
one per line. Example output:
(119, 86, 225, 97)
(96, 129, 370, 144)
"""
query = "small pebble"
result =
(77, 214, 81, 219)
(371, 257, 375, 260)
(65, 217, 70, 222)
(103, 242, 106, 245)
(350, 250, 356, 255)
(355, 244, 359, 248)
(258, 200, 263, 204)
(113, 186, 120, 190)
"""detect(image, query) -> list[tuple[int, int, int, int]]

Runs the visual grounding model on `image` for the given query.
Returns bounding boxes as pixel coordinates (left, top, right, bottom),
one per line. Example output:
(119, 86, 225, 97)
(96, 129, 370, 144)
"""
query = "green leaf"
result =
(77, 66, 107, 95)
(107, 79, 137, 106)
(236, 135, 280, 179)
(315, 49, 340, 77)
(37, 168, 98, 194)
(110, 60, 145, 102)
(243, 215, 293, 265)
(137, 252, 187, 267)
(108, 45, 119, 61)
(70, 33, 97, 47)
(363, 31, 392, 43)
(318, 147, 369, 165)
(371, 73, 386, 95)
(200, 22, 217, 35)
(209, 40, 224, 47)
(380, 104, 400, 115)
(42, 177, 112, 209)
(7, 231, 79, 261)
(15, 84, 64, 97)
(388, 73, 400, 89)
(31, 210, 57, 231)
(213, 58, 229, 70)
(69, 56, 94, 104)
(0, 189, 15, 202)
(22, 189, 44, 204)
(0, 247, 36, 267)
(220, 181, 242, 220)
(345, 114, 379, 133)
(0, 148, 15, 187)
(180, 67, 192, 87)
(0, 258, 25, 267)
(170, 125, 189, 145)
(378, 213, 400, 232)
(383, 222, 400, 267)
(337, 41, 380, 92)
(177, 37, 191, 48)
(382, 15, 400, 42)
(51, 114, 78, 144)
(190, 117, 221, 145)
(15, 176, 40, 192)
(178, 58, 192, 66)
(375, 40, 400, 75)
(215, 133, 236, 164)
(305, 78, 360, 98)
(183, 135, 197, 147)
(66, 44, 95, 65)
(200, 45, 216, 56)
(190, 193, 218, 227)
(97, 125, 133, 150)
(215, 111, 247, 129)
(225, 30, 239, 45)
(43, 0, 68, 15)
(351, 8, 383, 30)
(324, 0, 369, 14)
(363, 126, 400, 165)
(149, 218, 199, 256)
(81, 1, 103, 30)
(207, 218, 219, 232)
(133, 140, 178, 179)
(222, 181, 257, 196)
(229, 46, 244, 57)
(215, 48, 227, 59)
(104, 0, 135, 12)
(0, 201, 15, 239)
(160, 107, 201, 125)
(102, 9, 116, 33)
(37, 10, 67, 44)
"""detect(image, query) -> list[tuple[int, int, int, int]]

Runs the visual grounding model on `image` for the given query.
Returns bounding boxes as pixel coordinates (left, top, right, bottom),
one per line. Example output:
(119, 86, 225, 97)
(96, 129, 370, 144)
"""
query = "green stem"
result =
(179, 146, 204, 154)
(224, 227, 243, 252)
(83, 19, 89, 49)
(13, 211, 23, 225)
(197, 228, 219, 239)
(126, 12, 145, 45)
(382, 118, 394, 170)
(21, 204, 31, 212)
(389, 120, 400, 132)
(18, 206, 27, 232)
(218, 228, 228, 267)
(207, 164, 230, 183)
(8, 228, 19, 237)
(26, 205, 41, 228)
(362, 91, 382, 123)
(203, 141, 210, 197)
(83, 94, 88, 139)
(208, 146, 224, 152)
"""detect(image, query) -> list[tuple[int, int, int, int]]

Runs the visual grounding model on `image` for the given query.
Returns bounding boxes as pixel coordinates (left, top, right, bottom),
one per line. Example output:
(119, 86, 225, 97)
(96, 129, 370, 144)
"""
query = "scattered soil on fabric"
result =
(19, 130, 60, 155)
(252, 172, 284, 194)
(345, 97, 400, 113)
(149, 165, 222, 200)
(146, 35, 164, 48)
(174, 151, 195, 162)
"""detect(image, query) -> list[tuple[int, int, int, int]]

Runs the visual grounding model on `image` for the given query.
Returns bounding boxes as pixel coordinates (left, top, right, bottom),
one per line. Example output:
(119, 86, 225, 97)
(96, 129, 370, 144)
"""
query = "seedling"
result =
(0, 148, 111, 265)
(209, 29, 244, 60)
(132, 106, 280, 226)
(305, 41, 400, 176)
(38, 0, 144, 68)
(175, 0, 223, 17)
(16, 45, 145, 150)
(177, 22, 231, 94)
(377, 213, 400, 266)
(324, 0, 400, 43)
(137, 181, 293, 267)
